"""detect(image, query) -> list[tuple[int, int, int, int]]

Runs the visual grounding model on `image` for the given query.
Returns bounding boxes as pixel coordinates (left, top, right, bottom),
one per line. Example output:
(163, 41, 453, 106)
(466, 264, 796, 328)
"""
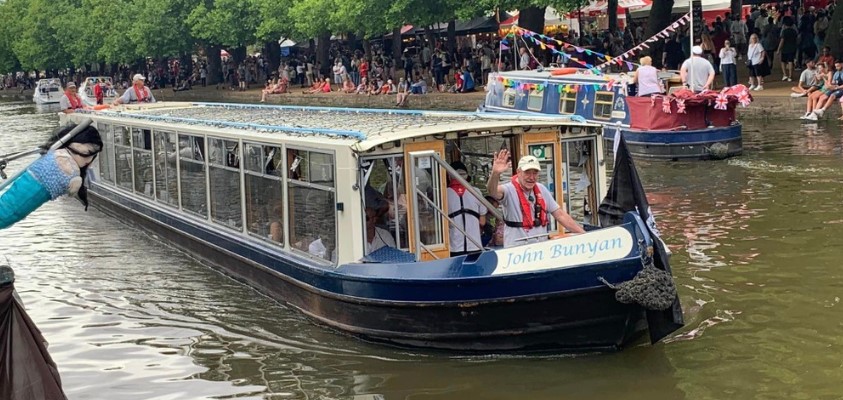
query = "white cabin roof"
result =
(79, 102, 601, 152)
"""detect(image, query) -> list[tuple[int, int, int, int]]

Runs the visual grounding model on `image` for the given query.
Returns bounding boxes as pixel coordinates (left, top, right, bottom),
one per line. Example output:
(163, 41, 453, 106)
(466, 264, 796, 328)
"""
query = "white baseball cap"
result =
(692, 45, 703, 55)
(517, 156, 541, 171)
(132, 73, 146, 82)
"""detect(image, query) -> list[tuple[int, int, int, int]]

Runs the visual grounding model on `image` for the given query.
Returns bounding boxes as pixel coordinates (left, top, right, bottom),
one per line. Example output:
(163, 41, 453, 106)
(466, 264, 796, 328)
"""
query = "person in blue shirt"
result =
(460, 67, 475, 93)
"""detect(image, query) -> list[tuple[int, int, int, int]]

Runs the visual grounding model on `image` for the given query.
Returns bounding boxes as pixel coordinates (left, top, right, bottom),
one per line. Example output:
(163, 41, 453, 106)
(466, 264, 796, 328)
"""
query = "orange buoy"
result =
(550, 68, 579, 76)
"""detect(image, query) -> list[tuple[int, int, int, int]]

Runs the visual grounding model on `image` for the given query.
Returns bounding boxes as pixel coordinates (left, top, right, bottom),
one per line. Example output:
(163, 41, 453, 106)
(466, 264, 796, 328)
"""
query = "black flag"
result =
(598, 134, 684, 344)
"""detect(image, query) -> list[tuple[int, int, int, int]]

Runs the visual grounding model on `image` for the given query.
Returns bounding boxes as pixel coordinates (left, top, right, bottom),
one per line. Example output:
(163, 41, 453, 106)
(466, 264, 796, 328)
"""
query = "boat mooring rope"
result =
(599, 264, 678, 311)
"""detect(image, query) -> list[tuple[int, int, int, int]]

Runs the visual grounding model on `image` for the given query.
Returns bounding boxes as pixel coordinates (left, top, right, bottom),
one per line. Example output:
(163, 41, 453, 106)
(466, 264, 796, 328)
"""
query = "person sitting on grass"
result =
(791, 59, 817, 98)
(379, 79, 397, 95)
(460, 67, 476, 93)
(303, 78, 331, 94)
(355, 77, 368, 94)
(395, 77, 411, 107)
(341, 73, 356, 93)
(410, 76, 427, 94)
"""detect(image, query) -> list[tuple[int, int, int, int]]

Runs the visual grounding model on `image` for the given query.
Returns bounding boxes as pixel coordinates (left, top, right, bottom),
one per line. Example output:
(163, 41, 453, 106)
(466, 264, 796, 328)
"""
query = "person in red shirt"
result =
(93, 79, 104, 105)
(358, 59, 369, 83)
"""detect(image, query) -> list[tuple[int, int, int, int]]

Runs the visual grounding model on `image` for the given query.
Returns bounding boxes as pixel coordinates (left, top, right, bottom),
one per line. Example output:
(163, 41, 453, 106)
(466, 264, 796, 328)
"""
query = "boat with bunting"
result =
(482, 68, 748, 160)
(59, 102, 683, 352)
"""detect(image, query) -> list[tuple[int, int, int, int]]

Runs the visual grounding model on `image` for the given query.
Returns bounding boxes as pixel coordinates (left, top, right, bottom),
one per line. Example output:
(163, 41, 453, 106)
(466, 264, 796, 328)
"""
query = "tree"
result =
(187, 0, 260, 64)
(6, 0, 72, 73)
(827, 5, 843, 60)
(0, 1, 21, 73)
(645, 0, 676, 68)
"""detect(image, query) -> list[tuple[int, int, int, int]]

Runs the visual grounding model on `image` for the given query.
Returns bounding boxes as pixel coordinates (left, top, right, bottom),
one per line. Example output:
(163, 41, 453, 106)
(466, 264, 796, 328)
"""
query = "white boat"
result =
(79, 76, 118, 106)
(32, 78, 62, 105)
(58, 102, 683, 352)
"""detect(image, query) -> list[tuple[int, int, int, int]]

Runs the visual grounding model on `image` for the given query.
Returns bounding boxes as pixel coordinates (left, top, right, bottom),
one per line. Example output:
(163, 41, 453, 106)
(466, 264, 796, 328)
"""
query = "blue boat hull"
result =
(89, 184, 652, 352)
(606, 124, 743, 160)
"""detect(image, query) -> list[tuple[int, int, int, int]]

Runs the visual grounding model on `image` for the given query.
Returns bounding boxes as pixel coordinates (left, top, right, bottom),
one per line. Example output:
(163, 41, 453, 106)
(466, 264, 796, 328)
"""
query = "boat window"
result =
(559, 90, 577, 114)
(407, 153, 444, 248)
(360, 156, 408, 252)
(562, 139, 598, 224)
(178, 134, 207, 217)
(153, 131, 178, 207)
(113, 126, 133, 191)
(502, 88, 516, 108)
(132, 128, 153, 198)
(208, 138, 242, 230)
(97, 123, 114, 184)
(452, 136, 511, 188)
(593, 91, 614, 120)
(244, 143, 284, 246)
(287, 148, 336, 263)
(527, 89, 544, 111)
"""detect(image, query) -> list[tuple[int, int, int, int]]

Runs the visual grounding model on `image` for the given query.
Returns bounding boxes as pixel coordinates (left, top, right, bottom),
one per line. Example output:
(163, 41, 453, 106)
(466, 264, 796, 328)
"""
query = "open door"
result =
(518, 130, 565, 234)
(404, 141, 450, 260)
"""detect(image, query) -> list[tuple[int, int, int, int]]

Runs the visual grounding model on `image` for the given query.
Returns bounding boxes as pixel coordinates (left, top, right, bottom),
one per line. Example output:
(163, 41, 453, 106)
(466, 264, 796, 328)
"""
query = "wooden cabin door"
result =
(404, 141, 450, 261)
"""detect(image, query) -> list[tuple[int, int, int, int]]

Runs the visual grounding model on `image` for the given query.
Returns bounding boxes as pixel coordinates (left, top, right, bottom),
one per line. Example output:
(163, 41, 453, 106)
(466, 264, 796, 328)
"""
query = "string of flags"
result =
(500, 26, 614, 74)
(494, 75, 616, 94)
(647, 84, 753, 114)
(596, 13, 691, 69)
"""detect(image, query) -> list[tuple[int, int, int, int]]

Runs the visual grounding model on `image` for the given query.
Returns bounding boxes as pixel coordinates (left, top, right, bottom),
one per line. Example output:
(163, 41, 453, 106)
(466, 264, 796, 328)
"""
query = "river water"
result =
(1, 100, 841, 400)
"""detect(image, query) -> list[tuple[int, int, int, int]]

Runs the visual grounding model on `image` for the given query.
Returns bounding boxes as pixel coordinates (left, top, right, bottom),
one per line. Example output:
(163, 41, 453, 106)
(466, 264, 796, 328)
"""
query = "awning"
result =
(577, 0, 652, 16)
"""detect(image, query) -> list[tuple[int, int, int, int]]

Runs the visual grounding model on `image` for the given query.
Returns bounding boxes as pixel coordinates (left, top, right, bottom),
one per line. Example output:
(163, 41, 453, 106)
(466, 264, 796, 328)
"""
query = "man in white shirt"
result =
(680, 46, 715, 92)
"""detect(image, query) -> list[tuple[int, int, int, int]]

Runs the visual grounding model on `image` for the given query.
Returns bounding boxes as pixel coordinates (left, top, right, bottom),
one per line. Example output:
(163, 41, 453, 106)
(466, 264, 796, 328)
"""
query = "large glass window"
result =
(288, 148, 336, 263)
(593, 92, 614, 119)
(178, 134, 207, 217)
(154, 131, 178, 206)
(208, 137, 242, 230)
(527, 89, 544, 111)
(559, 90, 577, 114)
(114, 126, 133, 190)
(98, 123, 114, 184)
(360, 156, 406, 251)
(562, 138, 598, 224)
(132, 128, 153, 197)
(244, 143, 284, 245)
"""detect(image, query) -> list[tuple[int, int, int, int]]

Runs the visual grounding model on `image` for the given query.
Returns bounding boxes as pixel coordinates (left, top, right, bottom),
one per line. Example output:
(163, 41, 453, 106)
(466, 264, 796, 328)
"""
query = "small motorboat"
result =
(32, 78, 62, 105)
(79, 76, 118, 106)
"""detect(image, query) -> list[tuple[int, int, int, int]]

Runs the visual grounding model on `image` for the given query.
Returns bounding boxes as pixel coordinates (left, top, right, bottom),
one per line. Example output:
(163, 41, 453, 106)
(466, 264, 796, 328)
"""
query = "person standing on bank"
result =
(113, 74, 156, 105)
(486, 150, 585, 248)
(59, 82, 84, 114)
(746, 33, 768, 91)
(447, 161, 487, 256)
(680, 46, 715, 93)
(719, 40, 738, 87)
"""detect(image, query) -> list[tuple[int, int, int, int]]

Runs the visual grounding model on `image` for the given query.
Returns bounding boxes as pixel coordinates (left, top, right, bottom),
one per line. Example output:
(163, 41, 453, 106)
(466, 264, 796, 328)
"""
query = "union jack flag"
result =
(737, 90, 751, 107)
(676, 98, 686, 114)
(714, 94, 729, 110)
(662, 97, 671, 114)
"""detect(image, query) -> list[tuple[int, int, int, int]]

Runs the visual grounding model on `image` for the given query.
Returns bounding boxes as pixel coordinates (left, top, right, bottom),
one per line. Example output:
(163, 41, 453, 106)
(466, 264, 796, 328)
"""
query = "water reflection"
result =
(4, 100, 843, 399)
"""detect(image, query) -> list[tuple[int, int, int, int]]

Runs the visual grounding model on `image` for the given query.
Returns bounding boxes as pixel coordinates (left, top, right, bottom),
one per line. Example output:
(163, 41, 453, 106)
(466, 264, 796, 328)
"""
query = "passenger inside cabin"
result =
(365, 207, 396, 255)
(269, 200, 284, 243)
(446, 161, 486, 257)
(481, 195, 504, 247)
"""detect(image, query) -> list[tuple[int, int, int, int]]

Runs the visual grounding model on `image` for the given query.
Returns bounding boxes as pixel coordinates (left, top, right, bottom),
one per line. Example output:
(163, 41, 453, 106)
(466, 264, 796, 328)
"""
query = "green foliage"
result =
(187, 0, 259, 48)
(6, 0, 72, 71)
(253, 0, 294, 41)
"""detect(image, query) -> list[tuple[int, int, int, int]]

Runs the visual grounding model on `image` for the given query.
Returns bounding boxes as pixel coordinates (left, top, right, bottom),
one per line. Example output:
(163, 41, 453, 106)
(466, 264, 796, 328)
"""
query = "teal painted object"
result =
(0, 171, 51, 229)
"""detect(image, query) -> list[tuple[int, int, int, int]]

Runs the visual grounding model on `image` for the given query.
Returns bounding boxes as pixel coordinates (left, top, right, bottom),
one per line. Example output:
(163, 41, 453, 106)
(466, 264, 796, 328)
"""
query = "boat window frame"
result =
(207, 136, 244, 232)
(502, 88, 517, 108)
(558, 89, 577, 115)
(112, 125, 134, 192)
(152, 129, 179, 208)
(593, 91, 614, 120)
(242, 141, 287, 248)
(527, 89, 544, 111)
(358, 153, 409, 254)
(177, 133, 209, 219)
(131, 127, 154, 198)
(286, 145, 338, 265)
(96, 122, 115, 184)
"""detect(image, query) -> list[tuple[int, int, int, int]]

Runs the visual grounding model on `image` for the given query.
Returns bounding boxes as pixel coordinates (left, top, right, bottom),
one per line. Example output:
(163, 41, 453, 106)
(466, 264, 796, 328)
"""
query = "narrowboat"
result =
(79, 76, 118, 106)
(59, 103, 683, 352)
(482, 69, 745, 160)
(32, 78, 62, 105)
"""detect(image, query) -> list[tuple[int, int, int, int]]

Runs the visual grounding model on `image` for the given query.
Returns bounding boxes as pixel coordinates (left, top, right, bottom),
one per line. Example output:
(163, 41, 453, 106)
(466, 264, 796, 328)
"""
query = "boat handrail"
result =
(407, 150, 506, 261)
